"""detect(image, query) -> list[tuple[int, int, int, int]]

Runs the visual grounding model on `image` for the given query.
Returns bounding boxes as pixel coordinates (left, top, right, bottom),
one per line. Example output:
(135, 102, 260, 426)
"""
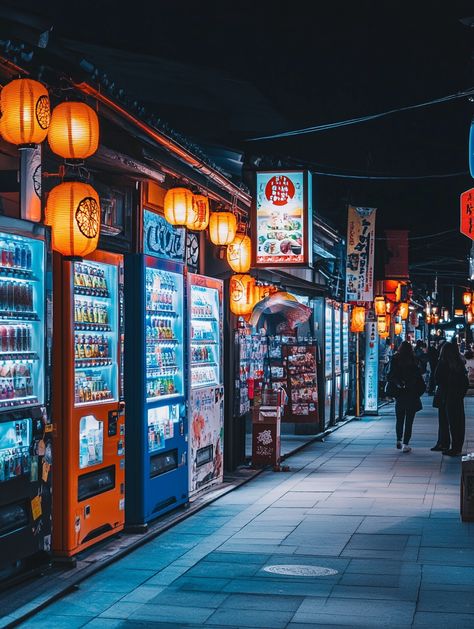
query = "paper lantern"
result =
(432, 314, 440, 324)
(466, 310, 474, 324)
(350, 306, 365, 333)
(227, 233, 251, 273)
(187, 194, 209, 231)
(425, 314, 432, 324)
(45, 181, 101, 257)
(443, 308, 450, 322)
(374, 296, 386, 316)
(48, 101, 99, 160)
(394, 322, 403, 336)
(463, 291, 472, 306)
(164, 187, 193, 226)
(0, 78, 50, 146)
(398, 302, 409, 320)
(229, 274, 255, 316)
(379, 330, 389, 339)
(209, 211, 237, 246)
(377, 315, 387, 335)
(386, 301, 392, 314)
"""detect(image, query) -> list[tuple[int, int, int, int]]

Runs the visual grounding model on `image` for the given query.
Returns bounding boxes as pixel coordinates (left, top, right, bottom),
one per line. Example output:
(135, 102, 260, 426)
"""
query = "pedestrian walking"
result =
(387, 340, 426, 453)
(433, 342, 469, 456)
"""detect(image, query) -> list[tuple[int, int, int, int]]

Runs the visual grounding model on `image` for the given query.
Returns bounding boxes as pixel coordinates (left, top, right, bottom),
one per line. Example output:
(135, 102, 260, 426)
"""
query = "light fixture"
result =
(0, 78, 50, 146)
(48, 101, 99, 160)
(350, 306, 365, 333)
(227, 233, 251, 273)
(186, 194, 209, 231)
(398, 302, 409, 320)
(45, 181, 101, 257)
(394, 322, 403, 336)
(463, 291, 472, 306)
(209, 211, 237, 246)
(377, 315, 387, 335)
(163, 187, 194, 227)
(229, 274, 255, 316)
(374, 295, 386, 316)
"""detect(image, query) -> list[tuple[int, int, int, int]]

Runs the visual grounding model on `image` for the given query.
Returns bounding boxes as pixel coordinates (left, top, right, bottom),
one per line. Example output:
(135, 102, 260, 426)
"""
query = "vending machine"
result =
(188, 273, 224, 497)
(341, 305, 350, 417)
(124, 250, 187, 526)
(333, 303, 342, 422)
(52, 251, 125, 556)
(314, 297, 334, 429)
(0, 217, 52, 576)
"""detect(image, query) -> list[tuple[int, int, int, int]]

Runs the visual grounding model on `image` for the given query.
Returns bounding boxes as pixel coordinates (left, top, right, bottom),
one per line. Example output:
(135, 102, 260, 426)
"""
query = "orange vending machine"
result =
(52, 250, 125, 557)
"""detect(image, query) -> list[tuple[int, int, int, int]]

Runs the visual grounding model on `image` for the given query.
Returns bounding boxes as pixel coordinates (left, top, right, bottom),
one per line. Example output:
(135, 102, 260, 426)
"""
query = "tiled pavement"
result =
(15, 397, 474, 628)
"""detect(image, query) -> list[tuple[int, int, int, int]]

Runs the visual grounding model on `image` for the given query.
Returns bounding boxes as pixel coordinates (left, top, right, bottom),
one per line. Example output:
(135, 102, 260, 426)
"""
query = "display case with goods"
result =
(0, 217, 53, 580)
(125, 209, 189, 528)
(282, 342, 319, 422)
(52, 251, 125, 557)
(341, 305, 350, 416)
(233, 330, 267, 417)
(188, 273, 224, 496)
(333, 303, 342, 422)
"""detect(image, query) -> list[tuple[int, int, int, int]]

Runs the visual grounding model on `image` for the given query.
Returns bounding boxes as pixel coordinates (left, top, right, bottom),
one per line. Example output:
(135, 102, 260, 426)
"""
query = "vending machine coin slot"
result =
(108, 409, 118, 437)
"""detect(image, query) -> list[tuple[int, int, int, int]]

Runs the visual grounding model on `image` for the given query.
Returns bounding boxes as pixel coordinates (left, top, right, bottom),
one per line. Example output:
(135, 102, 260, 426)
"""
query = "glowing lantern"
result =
(398, 302, 409, 320)
(48, 101, 99, 160)
(45, 181, 101, 257)
(425, 314, 432, 324)
(377, 315, 387, 335)
(386, 301, 392, 314)
(463, 291, 472, 306)
(374, 296, 386, 316)
(350, 306, 365, 333)
(163, 187, 193, 226)
(379, 330, 389, 339)
(443, 308, 450, 322)
(394, 322, 403, 336)
(432, 314, 440, 324)
(229, 274, 255, 316)
(187, 194, 209, 231)
(209, 211, 237, 246)
(0, 78, 50, 146)
(466, 310, 474, 324)
(227, 233, 251, 273)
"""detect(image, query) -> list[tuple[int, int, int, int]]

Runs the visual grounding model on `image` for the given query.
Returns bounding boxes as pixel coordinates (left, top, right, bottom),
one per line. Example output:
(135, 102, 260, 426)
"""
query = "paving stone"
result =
(205, 607, 293, 627)
(413, 611, 474, 627)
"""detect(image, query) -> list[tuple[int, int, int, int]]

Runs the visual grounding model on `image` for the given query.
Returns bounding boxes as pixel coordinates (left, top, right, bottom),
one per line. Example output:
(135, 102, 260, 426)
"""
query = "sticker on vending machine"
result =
(31, 495, 42, 520)
(42, 461, 50, 482)
(30, 456, 38, 482)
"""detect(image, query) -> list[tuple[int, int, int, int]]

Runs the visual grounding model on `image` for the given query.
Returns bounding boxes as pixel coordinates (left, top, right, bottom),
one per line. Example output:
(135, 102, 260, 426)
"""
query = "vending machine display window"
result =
(73, 261, 118, 405)
(0, 232, 45, 409)
(147, 404, 179, 453)
(0, 417, 31, 482)
(79, 414, 104, 469)
(190, 285, 220, 388)
(145, 266, 184, 402)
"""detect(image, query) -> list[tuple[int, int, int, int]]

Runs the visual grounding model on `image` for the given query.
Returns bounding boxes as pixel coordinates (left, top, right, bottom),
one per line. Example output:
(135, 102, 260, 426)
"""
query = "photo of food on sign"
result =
(256, 172, 305, 264)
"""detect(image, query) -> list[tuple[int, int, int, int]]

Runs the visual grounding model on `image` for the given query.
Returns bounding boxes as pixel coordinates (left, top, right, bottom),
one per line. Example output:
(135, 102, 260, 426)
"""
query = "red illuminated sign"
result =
(460, 188, 474, 240)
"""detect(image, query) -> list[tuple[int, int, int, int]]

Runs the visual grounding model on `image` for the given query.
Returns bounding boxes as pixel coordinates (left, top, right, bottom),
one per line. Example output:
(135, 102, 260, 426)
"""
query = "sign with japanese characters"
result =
(469, 119, 474, 179)
(364, 321, 379, 413)
(460, 188, 474, 240)
(253, 171, 312, 267)
(345, 206, 377, 303)
(144, 209, 185, 261)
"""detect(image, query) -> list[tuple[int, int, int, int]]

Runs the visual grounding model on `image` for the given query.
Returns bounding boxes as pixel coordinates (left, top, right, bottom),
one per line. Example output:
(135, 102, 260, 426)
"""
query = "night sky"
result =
(8, 0, 474, 302)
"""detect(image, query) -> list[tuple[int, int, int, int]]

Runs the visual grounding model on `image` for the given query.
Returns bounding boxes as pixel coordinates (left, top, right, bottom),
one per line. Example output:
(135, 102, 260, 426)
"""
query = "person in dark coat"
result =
(434, 342, 469, 456)
(427, 343, 439, 395)
(387, 341, 426, 452)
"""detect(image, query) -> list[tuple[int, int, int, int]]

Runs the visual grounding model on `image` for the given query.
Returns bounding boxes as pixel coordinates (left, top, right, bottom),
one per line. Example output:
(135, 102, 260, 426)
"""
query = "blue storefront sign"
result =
(364, 321, 379, 413)
(144, 209, 185, 261)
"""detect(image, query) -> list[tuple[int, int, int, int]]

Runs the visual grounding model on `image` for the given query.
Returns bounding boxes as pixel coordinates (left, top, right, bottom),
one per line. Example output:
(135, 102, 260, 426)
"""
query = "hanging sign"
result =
(144, 209, 185, 261)
(460, 188, 474, 240)
(253, 170, 312, 267)
(364, 320, 378, 413)
(345, 206, 377, 303)
(470, 118, 474, 179)
(384, 229, 409, 279)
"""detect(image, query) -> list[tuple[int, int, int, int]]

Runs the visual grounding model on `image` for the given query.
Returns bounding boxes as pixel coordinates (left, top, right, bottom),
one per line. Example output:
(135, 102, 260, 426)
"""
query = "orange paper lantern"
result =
(394, 322, 403, 336)
(45, 181, 101, 257)
(229, 274, 255, 316)
(350, 306, 365, 333)
(164, 187, 194, 226)
(379, 330, 389, 339)
(463, 291, 472, 306)
(466, 310, 474, 324)
(377, 315, 387, 335)
(398, 302, 409, 320)
(227, 233, 251, 273)
(209, 211, 237, 246)
(0, 78, 50, 146)
(187, 194, 209, 231)
(48, 101, 99, 160)
(374, 296, 386, 316)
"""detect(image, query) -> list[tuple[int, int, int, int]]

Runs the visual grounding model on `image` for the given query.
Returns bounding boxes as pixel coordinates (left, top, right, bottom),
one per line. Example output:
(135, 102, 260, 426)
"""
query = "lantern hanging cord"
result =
(246, 87, 474, 141)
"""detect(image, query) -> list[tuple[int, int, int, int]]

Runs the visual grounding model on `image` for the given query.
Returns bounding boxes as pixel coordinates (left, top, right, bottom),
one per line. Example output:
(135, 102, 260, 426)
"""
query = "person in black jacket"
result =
(387, 341, 426, 452)
(434, 342, 469, 457)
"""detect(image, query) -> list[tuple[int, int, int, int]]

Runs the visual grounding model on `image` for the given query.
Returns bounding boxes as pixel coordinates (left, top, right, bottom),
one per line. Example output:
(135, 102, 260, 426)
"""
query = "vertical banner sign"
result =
(20, 145, 42, 222)
(469, 119, 474, 179)
(253, 170, 312, 267)
(345, 206, 376, 303)
(384, 230, 409, 279)
(460, 189, 474, 240)
(364, 321, 378, 413)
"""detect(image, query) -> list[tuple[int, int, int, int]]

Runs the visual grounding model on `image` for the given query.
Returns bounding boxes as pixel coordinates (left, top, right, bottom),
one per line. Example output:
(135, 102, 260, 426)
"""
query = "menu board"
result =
(234, 331, 266, 416)
(324, 302, 333, 378)
(254, 171, 312, 266)
(283, 344, 318, 422)
(364, 321, 378, 413)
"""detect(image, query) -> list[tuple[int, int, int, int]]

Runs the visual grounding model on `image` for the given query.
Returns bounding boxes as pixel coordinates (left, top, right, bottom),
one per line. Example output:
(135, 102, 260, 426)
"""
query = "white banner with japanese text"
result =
(345, 206, 376, 303)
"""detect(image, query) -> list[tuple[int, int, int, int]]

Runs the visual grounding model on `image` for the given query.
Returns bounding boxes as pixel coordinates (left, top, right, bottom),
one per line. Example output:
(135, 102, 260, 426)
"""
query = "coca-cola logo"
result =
(144, 210, 185, 261)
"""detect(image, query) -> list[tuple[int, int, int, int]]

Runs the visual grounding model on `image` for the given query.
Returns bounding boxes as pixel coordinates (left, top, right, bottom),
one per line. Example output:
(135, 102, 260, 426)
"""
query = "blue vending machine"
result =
(125, 210, 188, 528)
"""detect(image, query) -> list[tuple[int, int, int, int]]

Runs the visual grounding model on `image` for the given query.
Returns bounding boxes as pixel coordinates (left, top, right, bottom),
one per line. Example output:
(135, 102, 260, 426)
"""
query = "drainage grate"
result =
(262, 564, 338, 577)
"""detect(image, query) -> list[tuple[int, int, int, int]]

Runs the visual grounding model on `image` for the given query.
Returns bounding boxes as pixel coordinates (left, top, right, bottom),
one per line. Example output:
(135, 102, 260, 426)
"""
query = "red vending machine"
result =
(52, 250, 125, 556)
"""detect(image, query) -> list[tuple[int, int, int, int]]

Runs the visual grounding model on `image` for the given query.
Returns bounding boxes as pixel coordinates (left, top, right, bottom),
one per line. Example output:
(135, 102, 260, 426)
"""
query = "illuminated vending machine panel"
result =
(333, 305, 342, 422)
(73, 260, 118, 408)
(0, 232, 44, 410)
(324, 301, 334, 427)
(342, 306, 350, 416)
(190, 283, 221, 390)
(145, 265, 184, 403)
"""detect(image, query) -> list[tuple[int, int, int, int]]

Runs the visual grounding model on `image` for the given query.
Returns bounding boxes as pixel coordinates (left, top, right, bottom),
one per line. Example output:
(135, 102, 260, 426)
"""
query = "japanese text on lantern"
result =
(460, 189, 474, 240)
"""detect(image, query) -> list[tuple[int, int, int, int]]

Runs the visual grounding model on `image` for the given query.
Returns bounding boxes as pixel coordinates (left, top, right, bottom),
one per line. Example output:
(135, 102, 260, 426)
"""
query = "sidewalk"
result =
(8, 397, 474, 628)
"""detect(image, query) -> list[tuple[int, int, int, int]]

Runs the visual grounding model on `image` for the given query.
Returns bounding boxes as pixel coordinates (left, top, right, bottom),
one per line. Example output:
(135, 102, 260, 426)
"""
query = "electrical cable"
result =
(246, 87, 474, 141)
(310, 170, 468, 180)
